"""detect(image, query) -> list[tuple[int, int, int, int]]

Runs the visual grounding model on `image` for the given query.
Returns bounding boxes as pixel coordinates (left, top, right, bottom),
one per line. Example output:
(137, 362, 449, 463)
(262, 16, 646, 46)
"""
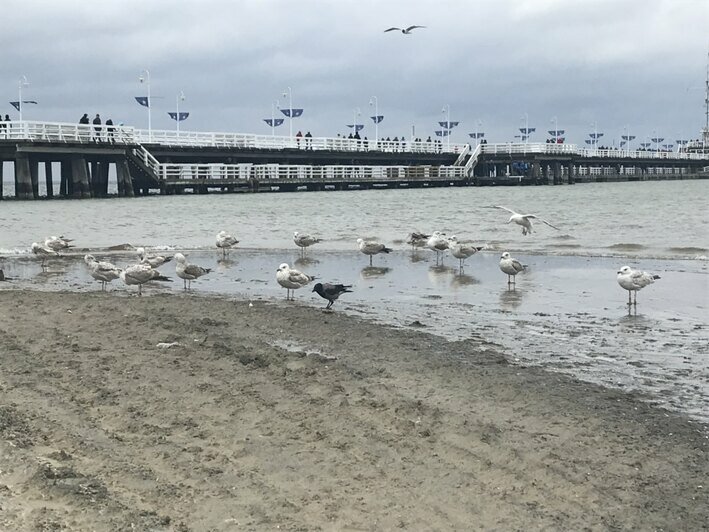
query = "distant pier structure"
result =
(0, 121, 707, 200)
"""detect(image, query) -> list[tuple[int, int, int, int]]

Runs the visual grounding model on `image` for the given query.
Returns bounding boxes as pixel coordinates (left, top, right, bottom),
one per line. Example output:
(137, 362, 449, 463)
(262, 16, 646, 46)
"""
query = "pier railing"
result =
(159, 163, 467, 182)
(0, 120, 136, 145)
(480, 142, 708, 160)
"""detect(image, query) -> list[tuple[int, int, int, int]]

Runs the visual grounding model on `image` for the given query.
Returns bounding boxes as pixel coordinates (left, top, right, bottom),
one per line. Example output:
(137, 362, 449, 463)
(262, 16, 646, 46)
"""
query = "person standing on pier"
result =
(92, 113, 102, 142)
(295, 130, 303, 148)
(79, 113, 89, 124)
(106, 118, 115, 143)
(305, 131, 312, 149)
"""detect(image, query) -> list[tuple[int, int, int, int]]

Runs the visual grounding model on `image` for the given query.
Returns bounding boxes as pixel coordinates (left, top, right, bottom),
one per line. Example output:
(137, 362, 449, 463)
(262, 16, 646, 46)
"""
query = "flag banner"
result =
(280, 108, 304, 118)
(370, 115, 384, 124)
(435, 130, 450, 137)
(650, 137, 664, 143)
(589, 132, 604, 139)
(675, 139, 688, 145)
(263, 118, 285, 127)
(662, 144, 673, 150)
(621, 135, 636, 141)
(585, 139, 594, 144)
(10, 100, 38, 111)
(346, 124, 364, 131)
(135, 96, 150, 108)
(168, 112, 190, 122)
(519, 127, 535, 134)
(620, 141, 627, 147)
(468, 132, 485, 138)
(548, 129, 565, 136)
(640, 142, 651, 148)
(558, 137, 565, 143)
(439, 121, 459, 129)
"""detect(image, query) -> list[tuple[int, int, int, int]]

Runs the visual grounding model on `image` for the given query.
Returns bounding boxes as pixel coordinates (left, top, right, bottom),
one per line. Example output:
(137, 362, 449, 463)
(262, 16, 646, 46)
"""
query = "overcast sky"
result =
(2, 0, 708, 147)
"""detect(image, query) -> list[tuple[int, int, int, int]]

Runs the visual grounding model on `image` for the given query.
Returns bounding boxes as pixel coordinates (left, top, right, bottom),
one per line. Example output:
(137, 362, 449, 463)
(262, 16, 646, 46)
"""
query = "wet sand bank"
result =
(0, 290, 706, 530)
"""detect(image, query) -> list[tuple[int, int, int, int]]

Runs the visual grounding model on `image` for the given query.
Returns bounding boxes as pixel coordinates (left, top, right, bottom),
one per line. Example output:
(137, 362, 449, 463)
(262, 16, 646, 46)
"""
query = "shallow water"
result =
(1, 180, 708, 422)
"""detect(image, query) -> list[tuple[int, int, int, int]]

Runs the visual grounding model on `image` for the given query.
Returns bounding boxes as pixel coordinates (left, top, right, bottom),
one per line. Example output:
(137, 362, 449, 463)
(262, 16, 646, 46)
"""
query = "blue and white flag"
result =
(675, 139, 688, 145)
(435, 130, 450, 137)
(10, 100, 38, 111)
(263, 118, 285, 127)
(548, 129, 565, 136)
(168, 112, 189, 122)
(621, 135, 636, 141)
(650, 137, 664, 143)
(519, 127, 535, 134)
(439, 121, 459, 129)
(469, 132, 485, 139)
(280, 108, 303, 118)
(620, 141, 627, 147)
(346, 124, 364, 132)
(640, 142, 651, 148)
(585, 139, 594, 145)
(662, 144, 673, 150)
(589, 132, 604, 139)
(135, 96, 150, 108)
(370, 115, 384, 124)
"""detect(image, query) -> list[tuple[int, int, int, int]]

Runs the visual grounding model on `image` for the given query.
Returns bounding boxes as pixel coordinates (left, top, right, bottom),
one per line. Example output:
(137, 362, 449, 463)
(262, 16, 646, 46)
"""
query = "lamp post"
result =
(175, 91, 185, 133)
(442, 104, 451, 149)
(282, 86, 293, 138)
(139, 69, 151, 140)
(369, 96, 379, 142)
(550, 116, 558, 140)
(353, 107, 361, 133)
(18, 75, 29, 121)
(520, 112, 530, 144)
(270, 100, 279, 136)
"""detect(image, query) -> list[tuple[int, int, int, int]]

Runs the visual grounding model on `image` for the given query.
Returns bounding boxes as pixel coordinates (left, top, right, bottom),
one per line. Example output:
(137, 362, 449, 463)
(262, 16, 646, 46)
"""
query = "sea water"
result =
(1, 180, 707, 422)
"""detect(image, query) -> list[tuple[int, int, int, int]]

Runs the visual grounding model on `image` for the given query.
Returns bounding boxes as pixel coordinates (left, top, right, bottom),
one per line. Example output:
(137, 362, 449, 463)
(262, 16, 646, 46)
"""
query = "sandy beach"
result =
(0, 289, 706, 531)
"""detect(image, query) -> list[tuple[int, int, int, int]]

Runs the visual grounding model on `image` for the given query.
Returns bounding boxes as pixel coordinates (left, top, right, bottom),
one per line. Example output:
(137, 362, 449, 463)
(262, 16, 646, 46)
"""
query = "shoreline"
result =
(0, 290, 706, 530)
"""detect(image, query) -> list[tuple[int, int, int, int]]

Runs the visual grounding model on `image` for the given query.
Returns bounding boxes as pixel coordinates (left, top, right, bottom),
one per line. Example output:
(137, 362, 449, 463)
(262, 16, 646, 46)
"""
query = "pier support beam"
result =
(0, 161, 3, 199)
(532, 161, 541, 183)
(45, 161, 54, 198)
(15, 154, 34, 200)
(60, 160, 72, 197)
(116, 160, 135, 197)
(566, 163, 575, 184)
(29, 156, 39, 198)
(552, 161, 561, 185)
(71, 155, 92, 198)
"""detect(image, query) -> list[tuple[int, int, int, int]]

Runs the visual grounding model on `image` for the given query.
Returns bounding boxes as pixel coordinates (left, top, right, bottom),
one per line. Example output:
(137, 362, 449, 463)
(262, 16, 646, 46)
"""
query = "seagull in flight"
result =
(491, 206, 560, 235)
(384, 25, 426, 34)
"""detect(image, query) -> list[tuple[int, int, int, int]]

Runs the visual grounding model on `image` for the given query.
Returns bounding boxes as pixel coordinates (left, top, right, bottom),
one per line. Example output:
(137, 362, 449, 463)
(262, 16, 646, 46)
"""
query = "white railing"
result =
(132, 145, 161, 176)
(480, 142, 709, 160)
(0, 120, 136, 144)
(452, 143, 470, 165)
(463, 144, 483, 176)
(158, 163, 467, 182)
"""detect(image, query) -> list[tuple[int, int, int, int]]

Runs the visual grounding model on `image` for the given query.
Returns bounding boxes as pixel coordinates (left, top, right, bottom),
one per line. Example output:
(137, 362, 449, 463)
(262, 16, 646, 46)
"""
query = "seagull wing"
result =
(184, 264, 210, 277)
(526, 215, 560, 230)
(384, 27, 401, 32)
(491, 205, 518, 215)
(288, 269, 313, 284)
(406, 25, 426, 31)
(511, 259, 526, 273)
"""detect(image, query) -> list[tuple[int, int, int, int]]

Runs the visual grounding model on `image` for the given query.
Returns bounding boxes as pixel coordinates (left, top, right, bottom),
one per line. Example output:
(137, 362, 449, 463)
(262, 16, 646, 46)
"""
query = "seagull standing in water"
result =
(405, 231, 430, 250)
(175, 252, 212, 290)
(44, 235, 74, 252)
(84, 254, 121, 291)
(617, 265, 660, 306)
(499, 252, 526, 285)
(384, 25, 426, 34)
(31, 242, 59, 270)
(426, 231, 449, 264)
(137, 247, 173, 269)
(293, 231, 322, 256)
(276, 263, 315, 300)
(491, 206, 560, 235)
(448, 236, 483, 272)
(312, 282, 353, 310)
(120, 263, 171, 296)
(357, 238, 393, 266)
(216, 231, 239, 257)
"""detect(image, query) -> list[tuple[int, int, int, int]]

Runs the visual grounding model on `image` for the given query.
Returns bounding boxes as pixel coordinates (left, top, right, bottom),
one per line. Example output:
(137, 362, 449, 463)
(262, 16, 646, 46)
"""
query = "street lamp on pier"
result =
(282, 87, 293, 138)
(369, 96, 380, 142)
(139, 69, 152, 140)
(18, 76, 29, 121)
(468, 119, 484, 146)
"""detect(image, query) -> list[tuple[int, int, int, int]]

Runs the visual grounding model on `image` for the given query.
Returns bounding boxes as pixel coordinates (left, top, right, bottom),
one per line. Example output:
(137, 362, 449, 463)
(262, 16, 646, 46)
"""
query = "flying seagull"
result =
(617, 265, 660, 306)
(499, 252, 526, 285)
(491, 206, 560, 235)
(384, 25, 426, 34)
(312, 282, 353, 310)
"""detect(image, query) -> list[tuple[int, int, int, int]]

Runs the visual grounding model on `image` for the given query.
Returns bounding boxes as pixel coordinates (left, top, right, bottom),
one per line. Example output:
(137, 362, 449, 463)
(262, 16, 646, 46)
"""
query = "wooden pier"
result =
(0, 121, 707, 200)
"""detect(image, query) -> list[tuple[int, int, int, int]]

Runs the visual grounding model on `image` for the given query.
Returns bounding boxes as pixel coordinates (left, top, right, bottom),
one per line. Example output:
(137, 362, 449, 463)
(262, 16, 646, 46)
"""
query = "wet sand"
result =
(0, 290, 707, 531)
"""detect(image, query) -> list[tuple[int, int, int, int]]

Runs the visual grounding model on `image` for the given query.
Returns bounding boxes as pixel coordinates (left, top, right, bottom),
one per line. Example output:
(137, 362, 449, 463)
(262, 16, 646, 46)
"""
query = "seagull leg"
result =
(369, 255, 373, 266)
(138, 284, 143, 296)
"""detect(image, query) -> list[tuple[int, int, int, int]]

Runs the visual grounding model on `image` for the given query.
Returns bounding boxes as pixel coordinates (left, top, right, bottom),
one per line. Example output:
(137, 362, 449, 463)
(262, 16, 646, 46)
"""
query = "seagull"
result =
(0, 269, 12, 281)
(384, 25, 426, 34)
(426, 231, 449, 264)
(293, 231, 322, 255)
(44, 235, 74, 252)
(499, 252, 526, 285)
(276, 263, 315, 300)
(175, 252, 212, 290)
(84, 254, 121, 291)
(357, 238, 393, 266)
(491, 206, 560, 235)
(120, 263, 171, 296)
(31, 242, 59, 269)
(448, 236, 484, 272)
(617, 265, 660, 306)
(406, 231, 431, 250)
(312, 282, 353, 310)
(136, 247, 173, 269)
(216, 231, 239, 257)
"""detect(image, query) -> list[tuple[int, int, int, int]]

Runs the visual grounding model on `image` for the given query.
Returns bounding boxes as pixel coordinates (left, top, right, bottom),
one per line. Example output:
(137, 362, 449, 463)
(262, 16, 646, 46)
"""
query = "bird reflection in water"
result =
(294, 256, 320, 268)
(450, 273, 479, 289)
(409, 250, 427, 264)
(499, 287, 524, 310)
(216, 258, 236, 271)
(360, 266, 391, 279)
